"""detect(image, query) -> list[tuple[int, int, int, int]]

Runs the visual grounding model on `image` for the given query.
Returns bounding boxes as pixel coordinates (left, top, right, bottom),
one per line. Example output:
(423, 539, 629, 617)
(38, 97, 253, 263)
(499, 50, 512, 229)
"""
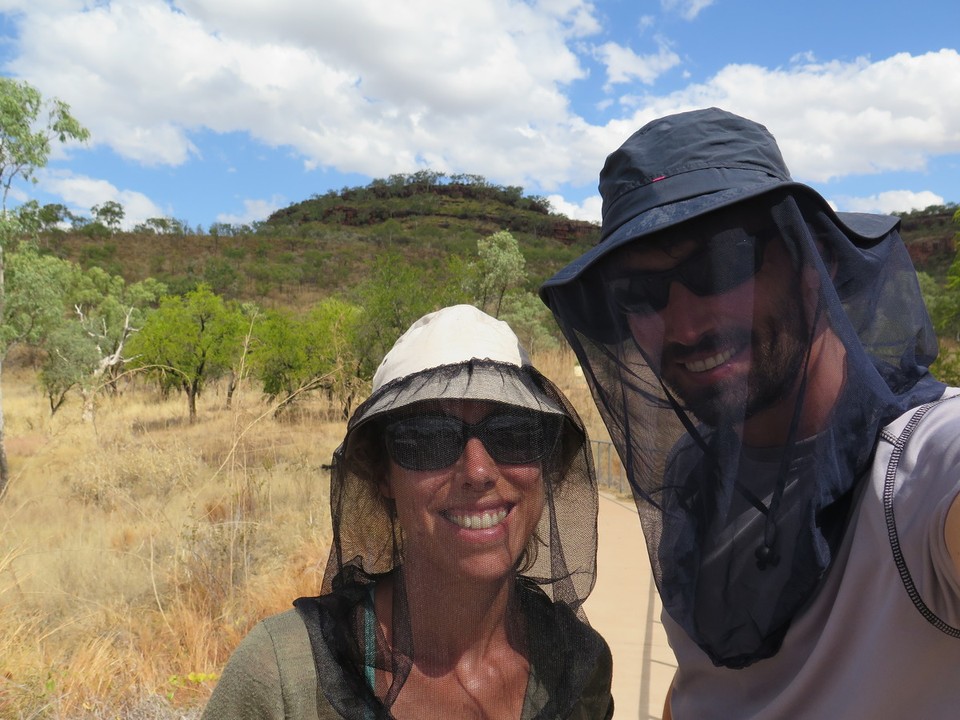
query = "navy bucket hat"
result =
(541, 107, 898, 292)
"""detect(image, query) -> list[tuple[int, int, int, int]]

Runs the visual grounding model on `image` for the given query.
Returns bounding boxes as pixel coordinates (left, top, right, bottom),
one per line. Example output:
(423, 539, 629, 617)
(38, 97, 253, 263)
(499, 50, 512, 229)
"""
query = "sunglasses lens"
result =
(687, 237, 762, 295)
(384, 412, 563, 470)
(608, 231, 767, 315)
(610, 276, 670, 315)
(480, 412, 561, 464)
(385, 416, 463, 470)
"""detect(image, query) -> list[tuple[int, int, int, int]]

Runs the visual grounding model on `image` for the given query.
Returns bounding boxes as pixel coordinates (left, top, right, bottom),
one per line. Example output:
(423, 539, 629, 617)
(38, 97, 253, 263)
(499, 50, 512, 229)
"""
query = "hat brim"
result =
(358, 364, 566, 424)
(543, 181, 786, 293)
(539, 182, 899, 344)
(542, 181, 898, 297)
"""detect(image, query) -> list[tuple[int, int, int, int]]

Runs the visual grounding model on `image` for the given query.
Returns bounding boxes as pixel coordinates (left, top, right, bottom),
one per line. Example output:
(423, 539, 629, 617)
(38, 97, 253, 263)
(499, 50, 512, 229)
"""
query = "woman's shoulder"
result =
(258, 608, 312, 643)
(517, 580, 614, 719)
(202, 609, 325, 720)
(517, 579, 609, 649)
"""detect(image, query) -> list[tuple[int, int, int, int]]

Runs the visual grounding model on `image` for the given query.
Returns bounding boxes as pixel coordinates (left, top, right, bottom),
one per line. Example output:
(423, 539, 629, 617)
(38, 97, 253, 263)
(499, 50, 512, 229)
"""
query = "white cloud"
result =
(216, 196, 285, 226)
(38, 169, 165, 229)
(594, 40, 681, 88)
(660, 0, 715, 21)
(6, 0, 599, 190)
(831, 190, 945, 215)
(3, 2, 959, 212)
(615, 49, 960, 185)
(547, 193, 602, 223)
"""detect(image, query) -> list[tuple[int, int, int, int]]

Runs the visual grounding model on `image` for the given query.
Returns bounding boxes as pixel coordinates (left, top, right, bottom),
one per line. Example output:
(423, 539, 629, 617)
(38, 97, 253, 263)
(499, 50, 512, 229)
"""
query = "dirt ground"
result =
(583, 491, 677, 720)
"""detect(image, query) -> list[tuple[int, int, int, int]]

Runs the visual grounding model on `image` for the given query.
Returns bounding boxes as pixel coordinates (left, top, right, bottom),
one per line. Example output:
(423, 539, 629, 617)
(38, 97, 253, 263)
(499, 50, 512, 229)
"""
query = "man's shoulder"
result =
(880, 387, 960, 441)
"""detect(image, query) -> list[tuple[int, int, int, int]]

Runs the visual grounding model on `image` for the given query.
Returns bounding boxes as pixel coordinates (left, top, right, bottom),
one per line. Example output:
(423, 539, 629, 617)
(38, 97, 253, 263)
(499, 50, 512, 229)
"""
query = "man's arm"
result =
(662, 676, 674, 720)
(945, 492, 960, 580)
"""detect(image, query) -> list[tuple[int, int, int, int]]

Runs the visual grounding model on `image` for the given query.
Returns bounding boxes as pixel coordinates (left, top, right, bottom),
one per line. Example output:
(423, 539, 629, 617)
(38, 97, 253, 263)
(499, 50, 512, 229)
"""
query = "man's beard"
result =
(664, 295, 809, 428)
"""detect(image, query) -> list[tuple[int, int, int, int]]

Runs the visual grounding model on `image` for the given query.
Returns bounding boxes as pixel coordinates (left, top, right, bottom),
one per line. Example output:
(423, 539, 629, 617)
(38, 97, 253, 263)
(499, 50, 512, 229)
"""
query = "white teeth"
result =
(684, 348, 735, 373)
(446, 508, 509, 529)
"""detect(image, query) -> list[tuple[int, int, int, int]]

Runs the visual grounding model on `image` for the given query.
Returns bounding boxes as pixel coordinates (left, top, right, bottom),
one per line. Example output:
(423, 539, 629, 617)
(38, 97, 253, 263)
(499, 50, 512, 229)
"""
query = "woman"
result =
(202, 304, 612, 719)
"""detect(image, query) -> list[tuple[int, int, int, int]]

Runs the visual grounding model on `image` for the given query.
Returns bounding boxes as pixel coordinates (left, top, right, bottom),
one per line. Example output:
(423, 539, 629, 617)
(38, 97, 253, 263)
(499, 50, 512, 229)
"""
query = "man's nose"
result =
(659, 279, 715, 344)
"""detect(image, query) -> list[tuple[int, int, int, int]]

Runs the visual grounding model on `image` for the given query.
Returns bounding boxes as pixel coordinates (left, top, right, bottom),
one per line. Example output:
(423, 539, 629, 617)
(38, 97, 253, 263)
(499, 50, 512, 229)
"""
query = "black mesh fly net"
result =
(292, 358, 602, 718)
(542, 190, 945, 669)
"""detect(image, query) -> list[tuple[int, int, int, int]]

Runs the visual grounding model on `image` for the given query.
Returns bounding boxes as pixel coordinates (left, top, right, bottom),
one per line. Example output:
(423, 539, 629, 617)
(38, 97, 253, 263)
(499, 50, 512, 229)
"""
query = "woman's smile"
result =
(442, 504, 512, 530)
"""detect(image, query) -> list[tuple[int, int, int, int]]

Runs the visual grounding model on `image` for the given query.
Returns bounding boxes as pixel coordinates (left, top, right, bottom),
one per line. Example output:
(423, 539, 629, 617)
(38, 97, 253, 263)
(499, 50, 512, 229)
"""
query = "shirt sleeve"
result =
(896, 395, 960, 625)
(201, 621, 287, 720)
(569, 638, 615, 720)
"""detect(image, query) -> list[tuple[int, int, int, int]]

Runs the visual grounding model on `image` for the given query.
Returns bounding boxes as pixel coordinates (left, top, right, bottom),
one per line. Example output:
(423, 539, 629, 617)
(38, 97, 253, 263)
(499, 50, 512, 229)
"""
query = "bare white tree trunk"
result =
(0, 355, 9, 498)
(77, 305, 137, 424)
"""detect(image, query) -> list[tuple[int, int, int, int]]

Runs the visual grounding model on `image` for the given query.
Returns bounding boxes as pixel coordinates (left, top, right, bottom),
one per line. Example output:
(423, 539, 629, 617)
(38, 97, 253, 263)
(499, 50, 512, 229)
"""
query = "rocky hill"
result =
(39, 175, 958, 305)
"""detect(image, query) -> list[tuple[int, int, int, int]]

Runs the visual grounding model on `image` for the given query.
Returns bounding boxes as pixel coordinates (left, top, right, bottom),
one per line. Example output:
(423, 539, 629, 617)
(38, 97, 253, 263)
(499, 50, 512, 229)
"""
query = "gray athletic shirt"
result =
(665, 390, 960, 719)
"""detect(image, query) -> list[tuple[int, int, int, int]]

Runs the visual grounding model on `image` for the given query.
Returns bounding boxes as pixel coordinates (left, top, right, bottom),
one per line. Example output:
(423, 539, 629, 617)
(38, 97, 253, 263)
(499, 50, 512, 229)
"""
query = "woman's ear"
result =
(379, 478, 394, 499)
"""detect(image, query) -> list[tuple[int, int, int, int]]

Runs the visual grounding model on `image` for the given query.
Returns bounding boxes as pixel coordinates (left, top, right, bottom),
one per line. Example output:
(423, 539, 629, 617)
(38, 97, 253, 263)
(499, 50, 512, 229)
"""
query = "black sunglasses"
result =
(383, 411, 563, 471)
(606, 228, 774, 316)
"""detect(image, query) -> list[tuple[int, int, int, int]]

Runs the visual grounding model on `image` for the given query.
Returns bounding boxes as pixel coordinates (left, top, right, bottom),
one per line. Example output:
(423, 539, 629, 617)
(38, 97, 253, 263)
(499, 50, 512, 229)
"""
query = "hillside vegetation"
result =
(17, 176, 960, 411)
(41, 173, 600, 310)
(38, 173, 958, 306)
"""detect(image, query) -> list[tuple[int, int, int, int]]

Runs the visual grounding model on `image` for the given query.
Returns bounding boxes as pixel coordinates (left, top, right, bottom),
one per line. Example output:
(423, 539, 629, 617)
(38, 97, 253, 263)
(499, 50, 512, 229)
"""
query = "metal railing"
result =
(590, 439, 629, 495)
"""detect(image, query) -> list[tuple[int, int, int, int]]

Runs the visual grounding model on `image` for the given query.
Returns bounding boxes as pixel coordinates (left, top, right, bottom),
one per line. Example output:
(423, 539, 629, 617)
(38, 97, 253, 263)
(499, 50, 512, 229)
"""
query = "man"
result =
(540, 107, 960, 718)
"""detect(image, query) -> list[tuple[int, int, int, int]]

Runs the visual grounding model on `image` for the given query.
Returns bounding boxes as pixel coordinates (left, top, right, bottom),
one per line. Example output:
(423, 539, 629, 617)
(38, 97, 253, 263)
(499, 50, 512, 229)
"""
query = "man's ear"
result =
(815, 238, 839, 281)
(800, 264, 826, 326)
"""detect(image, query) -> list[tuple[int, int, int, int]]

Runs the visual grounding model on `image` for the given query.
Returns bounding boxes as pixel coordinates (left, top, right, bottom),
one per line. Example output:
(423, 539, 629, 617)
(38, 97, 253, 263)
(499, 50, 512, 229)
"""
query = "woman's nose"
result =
(458, 437, 498, 489)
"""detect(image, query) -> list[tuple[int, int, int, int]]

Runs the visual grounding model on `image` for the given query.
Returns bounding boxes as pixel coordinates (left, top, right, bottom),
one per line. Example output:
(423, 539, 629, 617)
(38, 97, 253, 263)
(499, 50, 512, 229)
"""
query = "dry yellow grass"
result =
(0, 346, 609, 719)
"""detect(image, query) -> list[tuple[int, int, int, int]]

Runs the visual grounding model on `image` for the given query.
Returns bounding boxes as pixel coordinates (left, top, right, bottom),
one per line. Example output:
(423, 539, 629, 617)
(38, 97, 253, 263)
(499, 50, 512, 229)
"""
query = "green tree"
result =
(922, 214, 960, 386)
(0, 78, 88, 496)
(5, 246, 76, 348)
(497, 292, 560, 356)
(133, 216, 191, 236)
(15, 200, 72, 238)
(4, 246, 78, 418)
(474, 230, 526, 317)
(39, 320, 100, 415)
(248, 307, 309, 408)
(67, 267, 167, 419)
(351, 251, 466, 378)
(90, 200, 124, 233)
(127, 285, 244, 422)
(203, 257, 240, 297)
(4, 250, 153, 420)
(249, 298, 363, 417)
(0, 79, 89, 208)
(39, 202, 72, 231)
(310, 297, 365, 418)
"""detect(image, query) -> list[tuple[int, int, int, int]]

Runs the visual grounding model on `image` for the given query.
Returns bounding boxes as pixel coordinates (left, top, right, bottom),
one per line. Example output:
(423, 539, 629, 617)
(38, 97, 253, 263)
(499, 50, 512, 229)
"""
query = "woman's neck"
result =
(380, 562, 522, 669)
(374, 565, 531, 719)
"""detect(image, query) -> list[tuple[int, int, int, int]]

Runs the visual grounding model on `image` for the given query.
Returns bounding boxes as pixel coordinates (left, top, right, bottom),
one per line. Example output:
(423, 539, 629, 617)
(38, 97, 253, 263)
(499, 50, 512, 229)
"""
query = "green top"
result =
(202, 602, 613, 720)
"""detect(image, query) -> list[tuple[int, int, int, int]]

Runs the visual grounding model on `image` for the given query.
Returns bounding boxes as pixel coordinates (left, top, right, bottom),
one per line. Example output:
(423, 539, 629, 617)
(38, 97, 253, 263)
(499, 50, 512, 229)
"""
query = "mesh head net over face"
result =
(543, 190, 945, 669)
(294, 305, 601, 718)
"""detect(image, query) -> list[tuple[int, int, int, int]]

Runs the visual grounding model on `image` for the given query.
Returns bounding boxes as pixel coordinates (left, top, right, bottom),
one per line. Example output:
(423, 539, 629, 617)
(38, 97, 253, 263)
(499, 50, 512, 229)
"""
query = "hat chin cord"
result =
(754, 294, 824, 570)
(651, 295, 825, 572)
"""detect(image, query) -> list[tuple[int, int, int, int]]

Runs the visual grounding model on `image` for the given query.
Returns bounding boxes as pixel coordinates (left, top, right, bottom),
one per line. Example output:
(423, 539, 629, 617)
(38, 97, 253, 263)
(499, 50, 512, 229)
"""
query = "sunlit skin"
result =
(947, 491, 960, 580)
(609, 230, 848, 448)
(376, 399, 547, 719)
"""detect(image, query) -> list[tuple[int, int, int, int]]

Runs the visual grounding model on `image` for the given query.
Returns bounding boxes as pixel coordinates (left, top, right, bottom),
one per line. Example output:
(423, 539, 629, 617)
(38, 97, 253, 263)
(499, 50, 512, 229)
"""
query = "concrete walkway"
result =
(583, 491, 677, 719)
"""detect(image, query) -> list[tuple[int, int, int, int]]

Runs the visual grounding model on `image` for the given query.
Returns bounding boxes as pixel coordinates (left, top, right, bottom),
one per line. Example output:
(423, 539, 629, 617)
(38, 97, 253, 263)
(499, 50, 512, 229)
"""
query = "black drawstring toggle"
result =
(755, 543, 780, 570)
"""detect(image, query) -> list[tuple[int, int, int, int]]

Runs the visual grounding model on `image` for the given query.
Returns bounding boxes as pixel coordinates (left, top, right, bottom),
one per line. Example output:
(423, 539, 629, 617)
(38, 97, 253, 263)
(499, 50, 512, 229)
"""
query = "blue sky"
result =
(0, 0, 958, 231)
